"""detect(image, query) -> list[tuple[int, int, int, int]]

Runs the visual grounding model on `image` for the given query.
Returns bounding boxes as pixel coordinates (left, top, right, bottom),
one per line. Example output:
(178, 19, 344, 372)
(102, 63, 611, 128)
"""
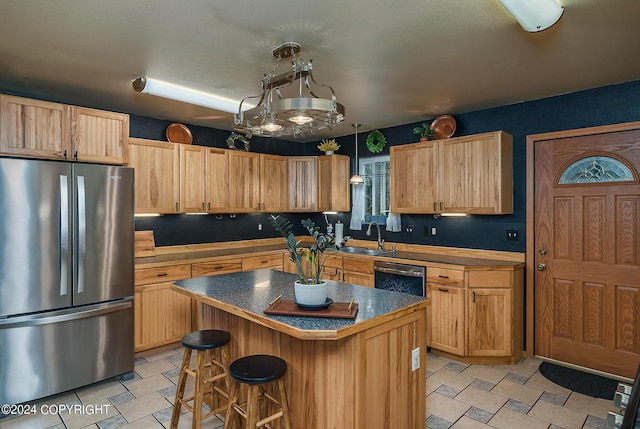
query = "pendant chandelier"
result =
(349, 123, 364, 184)
(233, 42, 345, 138)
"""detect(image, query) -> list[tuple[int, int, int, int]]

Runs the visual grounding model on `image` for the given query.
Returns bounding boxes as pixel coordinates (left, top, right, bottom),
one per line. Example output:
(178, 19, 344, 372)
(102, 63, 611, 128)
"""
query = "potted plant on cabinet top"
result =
(269, 214, 347, 305)
(317, 138, 340, 155)
(412, 123, 435, 141)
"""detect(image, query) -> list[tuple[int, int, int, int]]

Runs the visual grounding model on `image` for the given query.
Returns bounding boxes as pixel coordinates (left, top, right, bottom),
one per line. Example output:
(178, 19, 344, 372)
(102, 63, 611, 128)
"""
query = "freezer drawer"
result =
(0, 299, 134, 405)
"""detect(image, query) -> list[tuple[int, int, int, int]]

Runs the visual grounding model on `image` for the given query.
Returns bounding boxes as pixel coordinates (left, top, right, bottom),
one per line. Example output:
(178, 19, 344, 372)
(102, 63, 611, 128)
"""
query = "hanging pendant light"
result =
(350, 123, 364, 184)
(234, 42, 345, 138)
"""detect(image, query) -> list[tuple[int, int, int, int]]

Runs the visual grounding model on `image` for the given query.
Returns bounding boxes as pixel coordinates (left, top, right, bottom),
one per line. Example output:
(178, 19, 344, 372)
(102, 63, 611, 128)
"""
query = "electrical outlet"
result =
(411, 347, 420, 372)
(506, 230, 519, 241)
(406, 225, 414, 233)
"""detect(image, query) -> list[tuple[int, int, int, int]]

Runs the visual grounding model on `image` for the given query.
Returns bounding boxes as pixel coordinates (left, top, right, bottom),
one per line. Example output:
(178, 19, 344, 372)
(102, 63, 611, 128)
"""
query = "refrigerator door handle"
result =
(60, 175, 69, 297)
(77, 175, 86, 294)
(0, 299, 133, 329)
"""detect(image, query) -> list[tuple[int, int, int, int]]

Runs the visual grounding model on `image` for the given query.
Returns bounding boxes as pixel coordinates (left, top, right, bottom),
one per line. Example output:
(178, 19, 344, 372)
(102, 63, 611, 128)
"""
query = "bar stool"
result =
(170, 330, 231, 429)
(224, 354, 292, 429)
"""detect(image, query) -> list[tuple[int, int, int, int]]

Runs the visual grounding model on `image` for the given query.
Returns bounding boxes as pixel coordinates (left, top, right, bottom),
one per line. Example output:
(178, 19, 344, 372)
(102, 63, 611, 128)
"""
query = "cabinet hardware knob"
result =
(537, 263, 547, 271)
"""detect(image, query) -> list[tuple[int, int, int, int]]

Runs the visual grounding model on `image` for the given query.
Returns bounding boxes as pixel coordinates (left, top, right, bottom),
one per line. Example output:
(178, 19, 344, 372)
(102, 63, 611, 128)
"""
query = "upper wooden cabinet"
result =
(129, 138, 180, 214)
(0, 95, 129, 164)
(180, 144, 207, 213)
(318, 154, 350, 212)
(288, 156, 318, 212)
(260, 154, 288, 212)
(207, 148, 229, 213)
(229, 151, 261, 212)
(390, 131, 513, 214)
(69, 106, 129, 164)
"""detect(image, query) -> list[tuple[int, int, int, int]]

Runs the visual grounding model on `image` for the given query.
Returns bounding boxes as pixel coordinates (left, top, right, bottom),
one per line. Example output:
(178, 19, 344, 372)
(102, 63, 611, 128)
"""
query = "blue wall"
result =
(135, 80, 640, 252)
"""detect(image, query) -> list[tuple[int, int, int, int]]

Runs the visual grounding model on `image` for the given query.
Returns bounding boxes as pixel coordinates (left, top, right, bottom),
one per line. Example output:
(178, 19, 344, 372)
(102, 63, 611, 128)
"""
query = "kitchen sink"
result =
(338, 246, 395, 257)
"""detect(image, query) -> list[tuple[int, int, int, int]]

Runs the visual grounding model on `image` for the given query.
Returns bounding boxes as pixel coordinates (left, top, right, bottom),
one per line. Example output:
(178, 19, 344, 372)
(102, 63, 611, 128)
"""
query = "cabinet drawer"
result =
(323, 254, 343, 270)
(468, 270, 512, 288)
(135, 264, 191, 286)
(192, 260, 242, 277)
(342, 257, 374, 274)
(242, 254, 283, 271)
(427, 268, 464, 286)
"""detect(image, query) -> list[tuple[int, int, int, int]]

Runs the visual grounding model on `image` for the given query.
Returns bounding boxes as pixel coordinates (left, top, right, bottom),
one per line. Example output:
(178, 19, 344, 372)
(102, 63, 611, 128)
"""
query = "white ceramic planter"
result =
(324, 151, 334, 155)
(294, 280, 328, 305)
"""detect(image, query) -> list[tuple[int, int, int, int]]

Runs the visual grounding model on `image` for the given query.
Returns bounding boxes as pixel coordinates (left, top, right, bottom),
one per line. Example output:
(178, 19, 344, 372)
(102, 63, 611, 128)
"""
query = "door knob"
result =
(537, 263, 547, 271)
(538, 248, 547, 256)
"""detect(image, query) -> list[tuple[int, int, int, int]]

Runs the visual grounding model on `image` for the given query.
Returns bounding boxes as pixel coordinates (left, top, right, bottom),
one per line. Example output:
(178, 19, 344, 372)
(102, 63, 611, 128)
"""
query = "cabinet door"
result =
(180, 145, 206, 213)
(390, 141, 438, 213)
(0, 95, 69, 159)
(129, 138, 180, 214)
(288, 156, 318, 212)
(439, 132, 513, 214)
(134, 282, 192, 352)
(468, 288, 511, 357)
(206, 148, 229, 213)
(318, 155, 350, 212)
(70, 106, 129, 164)
(260, 154, 288, 212)
(229, 151, 260, 212)
(428, 283, 465, 355)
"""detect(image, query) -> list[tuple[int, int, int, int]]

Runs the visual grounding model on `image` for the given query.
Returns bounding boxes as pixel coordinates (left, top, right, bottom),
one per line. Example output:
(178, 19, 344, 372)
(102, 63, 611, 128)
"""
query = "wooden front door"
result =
(532, 125, 640, 379)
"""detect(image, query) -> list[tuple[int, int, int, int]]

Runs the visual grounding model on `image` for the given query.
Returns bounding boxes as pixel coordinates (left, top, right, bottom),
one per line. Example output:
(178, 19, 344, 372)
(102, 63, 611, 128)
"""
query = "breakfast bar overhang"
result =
(172, 268, 429, 429)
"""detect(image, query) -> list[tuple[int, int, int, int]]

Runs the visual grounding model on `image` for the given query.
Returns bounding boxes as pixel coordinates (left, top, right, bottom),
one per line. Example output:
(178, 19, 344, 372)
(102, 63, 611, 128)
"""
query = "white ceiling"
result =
(1, 0, 639, 142)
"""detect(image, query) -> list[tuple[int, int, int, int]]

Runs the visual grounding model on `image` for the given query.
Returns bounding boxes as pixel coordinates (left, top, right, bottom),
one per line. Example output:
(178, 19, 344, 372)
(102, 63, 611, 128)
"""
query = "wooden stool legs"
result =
(171, 345, 229, 429)
(224, 373, 291, 429)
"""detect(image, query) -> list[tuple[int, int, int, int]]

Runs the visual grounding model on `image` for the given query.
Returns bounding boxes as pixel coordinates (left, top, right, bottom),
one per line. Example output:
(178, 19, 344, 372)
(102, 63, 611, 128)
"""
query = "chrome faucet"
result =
(366, 221, 385, 250)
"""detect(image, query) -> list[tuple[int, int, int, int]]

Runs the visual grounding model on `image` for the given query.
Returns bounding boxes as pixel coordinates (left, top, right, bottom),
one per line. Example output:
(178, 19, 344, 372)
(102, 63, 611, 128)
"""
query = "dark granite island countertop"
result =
(172, 268, 429, 340)
(171, 268, 429, 429)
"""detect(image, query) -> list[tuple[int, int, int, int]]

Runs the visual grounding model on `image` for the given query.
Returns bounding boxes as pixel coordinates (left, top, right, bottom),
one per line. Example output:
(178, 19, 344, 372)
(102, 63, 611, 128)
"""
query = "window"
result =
(359, 155, 390, 224)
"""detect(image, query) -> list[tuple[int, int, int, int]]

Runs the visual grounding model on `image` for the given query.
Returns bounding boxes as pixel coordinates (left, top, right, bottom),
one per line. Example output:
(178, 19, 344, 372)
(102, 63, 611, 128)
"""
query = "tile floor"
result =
(0, 347, 615, 429)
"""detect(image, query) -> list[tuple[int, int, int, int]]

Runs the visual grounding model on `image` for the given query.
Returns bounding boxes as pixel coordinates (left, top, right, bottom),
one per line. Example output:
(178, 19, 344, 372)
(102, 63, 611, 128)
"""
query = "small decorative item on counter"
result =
(366, 130, 387, 153)
(412, 122, 436, 141)
(317, 138, 340, 155)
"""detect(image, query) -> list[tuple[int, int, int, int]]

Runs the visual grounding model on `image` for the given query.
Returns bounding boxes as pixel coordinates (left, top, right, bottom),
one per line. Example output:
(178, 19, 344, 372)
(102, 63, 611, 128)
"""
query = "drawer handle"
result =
(157, 273, 168, 277)
(214, 266, 224, 270)
(438, 288, 449, 292)
(438, 275, 449, 279)
(261, 260, 269, 264)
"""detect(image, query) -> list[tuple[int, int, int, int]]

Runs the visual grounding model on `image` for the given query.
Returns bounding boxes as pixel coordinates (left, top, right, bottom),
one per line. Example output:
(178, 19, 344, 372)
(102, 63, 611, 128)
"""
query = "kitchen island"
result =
(172, 268, 429, 429)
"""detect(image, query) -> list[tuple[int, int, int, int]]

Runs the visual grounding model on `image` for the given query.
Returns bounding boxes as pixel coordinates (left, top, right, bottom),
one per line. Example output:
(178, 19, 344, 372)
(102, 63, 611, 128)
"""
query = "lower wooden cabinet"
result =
(342, 256, 374, 288)
(426, 283, 465, 356)
(134, 263, 192, 352)
(134, 282, 192, 352)
(427, 268, 523, 363)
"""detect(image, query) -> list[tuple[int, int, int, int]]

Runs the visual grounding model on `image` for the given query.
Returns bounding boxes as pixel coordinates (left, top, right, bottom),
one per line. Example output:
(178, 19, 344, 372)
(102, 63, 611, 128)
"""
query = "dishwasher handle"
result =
(375, 264, 424, 277)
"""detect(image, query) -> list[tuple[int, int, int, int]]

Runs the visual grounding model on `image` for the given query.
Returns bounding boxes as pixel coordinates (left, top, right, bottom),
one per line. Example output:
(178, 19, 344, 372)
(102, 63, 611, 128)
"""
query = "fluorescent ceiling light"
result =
(498, 0, 564, 32)
(132, 77, 248, 113)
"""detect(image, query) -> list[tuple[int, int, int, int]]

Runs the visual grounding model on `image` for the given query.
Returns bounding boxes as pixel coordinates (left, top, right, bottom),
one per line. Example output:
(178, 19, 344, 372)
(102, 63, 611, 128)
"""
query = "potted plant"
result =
(412, 123, 435, 141)
(269, 215, 347, 305)
(317, 138, 340, 155)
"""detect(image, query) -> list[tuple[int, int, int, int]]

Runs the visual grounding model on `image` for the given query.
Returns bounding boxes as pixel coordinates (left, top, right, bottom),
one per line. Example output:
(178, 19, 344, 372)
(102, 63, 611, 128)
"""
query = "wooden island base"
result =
(198, 303, 425, 429)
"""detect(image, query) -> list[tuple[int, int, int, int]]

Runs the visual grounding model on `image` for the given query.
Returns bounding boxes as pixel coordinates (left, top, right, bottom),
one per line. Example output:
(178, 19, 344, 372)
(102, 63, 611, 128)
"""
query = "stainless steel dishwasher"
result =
(374, 261, 426, 297)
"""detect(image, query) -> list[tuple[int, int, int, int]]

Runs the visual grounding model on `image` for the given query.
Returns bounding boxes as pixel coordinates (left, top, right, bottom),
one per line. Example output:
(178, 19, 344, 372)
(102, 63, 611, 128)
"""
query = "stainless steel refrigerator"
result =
(0, 157, 135, 405)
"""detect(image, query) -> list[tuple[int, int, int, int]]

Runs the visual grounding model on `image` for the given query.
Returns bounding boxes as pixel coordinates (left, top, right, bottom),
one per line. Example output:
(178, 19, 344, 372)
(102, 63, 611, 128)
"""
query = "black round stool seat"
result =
(229, 354, 287, 385)
(181, 330, 231, 351)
